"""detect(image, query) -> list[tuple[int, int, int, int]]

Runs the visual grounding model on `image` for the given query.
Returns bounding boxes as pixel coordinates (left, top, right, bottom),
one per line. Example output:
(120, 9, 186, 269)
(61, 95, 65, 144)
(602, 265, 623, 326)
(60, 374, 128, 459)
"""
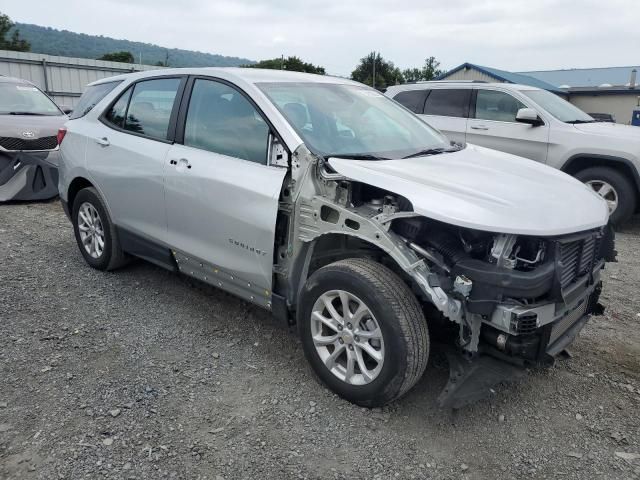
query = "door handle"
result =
(95, 137, 110, 147)
(470, 125, 489, 131)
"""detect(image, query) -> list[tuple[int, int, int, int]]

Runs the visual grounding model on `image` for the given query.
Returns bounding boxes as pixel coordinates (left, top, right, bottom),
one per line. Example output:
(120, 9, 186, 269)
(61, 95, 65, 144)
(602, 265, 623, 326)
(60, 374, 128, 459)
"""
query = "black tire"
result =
(298, 258, 430, 407)
(574, 166, 637, 226)
(71, 187, 128, 271)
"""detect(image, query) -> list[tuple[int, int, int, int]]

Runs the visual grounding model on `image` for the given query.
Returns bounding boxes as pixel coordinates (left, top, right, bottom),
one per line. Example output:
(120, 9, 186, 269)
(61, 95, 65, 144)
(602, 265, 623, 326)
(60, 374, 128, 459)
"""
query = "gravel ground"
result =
(1, 201, 639, 480)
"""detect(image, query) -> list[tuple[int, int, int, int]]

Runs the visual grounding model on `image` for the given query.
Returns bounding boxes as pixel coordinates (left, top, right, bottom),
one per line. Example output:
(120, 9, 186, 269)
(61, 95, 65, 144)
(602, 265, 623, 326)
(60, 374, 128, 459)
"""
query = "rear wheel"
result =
(574, 166, 637, 226)
(71, 187, 128, 271)
(298, 258, 429, 407)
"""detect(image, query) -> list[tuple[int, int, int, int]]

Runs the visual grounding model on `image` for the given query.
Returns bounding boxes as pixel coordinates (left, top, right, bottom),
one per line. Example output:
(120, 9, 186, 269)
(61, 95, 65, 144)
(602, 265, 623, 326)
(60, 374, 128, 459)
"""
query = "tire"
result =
(574, 166, 637, 226)
(298, 258, 430, 407)
(71, 187, 128, 271)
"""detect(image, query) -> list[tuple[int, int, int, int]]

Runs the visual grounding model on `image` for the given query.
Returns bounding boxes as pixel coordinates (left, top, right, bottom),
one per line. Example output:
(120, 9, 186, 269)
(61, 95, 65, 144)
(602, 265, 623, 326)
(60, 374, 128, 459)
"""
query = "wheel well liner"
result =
(67, 177, 94, 210)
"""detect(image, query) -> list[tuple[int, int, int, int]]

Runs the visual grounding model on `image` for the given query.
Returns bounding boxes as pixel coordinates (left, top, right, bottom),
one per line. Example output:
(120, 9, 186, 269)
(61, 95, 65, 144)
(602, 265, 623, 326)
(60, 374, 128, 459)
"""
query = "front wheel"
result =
(298, 258, 430, 407)
(574, 166, 637, 226)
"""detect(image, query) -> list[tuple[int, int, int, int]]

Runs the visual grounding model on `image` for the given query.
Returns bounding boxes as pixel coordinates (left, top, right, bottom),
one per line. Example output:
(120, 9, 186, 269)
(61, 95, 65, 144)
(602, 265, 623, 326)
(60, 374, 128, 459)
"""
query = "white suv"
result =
(386, 81, 640, 225)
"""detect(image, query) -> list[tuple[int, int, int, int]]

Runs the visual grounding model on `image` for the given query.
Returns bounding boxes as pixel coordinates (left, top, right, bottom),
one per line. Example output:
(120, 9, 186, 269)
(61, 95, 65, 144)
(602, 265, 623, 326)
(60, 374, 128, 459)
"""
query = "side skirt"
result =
(117, 227, 290, 324)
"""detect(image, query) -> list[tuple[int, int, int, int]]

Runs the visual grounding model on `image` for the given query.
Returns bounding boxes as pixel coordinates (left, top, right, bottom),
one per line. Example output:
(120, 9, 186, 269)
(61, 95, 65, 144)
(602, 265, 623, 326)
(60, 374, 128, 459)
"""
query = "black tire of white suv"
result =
(71, 187, 128, 271)
(298, 258, 430, 407)
(575, 166, 637, 226)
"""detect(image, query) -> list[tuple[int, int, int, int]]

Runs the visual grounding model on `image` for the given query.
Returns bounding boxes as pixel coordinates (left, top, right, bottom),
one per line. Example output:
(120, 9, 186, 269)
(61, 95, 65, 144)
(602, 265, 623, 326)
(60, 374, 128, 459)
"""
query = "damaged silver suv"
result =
(58, 69, 615, 408)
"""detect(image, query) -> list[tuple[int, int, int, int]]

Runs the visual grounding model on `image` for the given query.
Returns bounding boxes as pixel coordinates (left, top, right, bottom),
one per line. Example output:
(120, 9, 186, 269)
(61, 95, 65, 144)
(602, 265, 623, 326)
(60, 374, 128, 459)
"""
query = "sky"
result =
(3, 0, 640, 77)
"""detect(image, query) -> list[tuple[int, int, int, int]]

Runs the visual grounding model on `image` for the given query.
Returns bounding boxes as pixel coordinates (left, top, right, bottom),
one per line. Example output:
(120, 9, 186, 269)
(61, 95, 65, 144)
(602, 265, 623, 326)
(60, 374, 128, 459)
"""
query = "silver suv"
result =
(0, 76, 69, 202)
(58, 69, 614, 408)
(386, 81, 640, 225)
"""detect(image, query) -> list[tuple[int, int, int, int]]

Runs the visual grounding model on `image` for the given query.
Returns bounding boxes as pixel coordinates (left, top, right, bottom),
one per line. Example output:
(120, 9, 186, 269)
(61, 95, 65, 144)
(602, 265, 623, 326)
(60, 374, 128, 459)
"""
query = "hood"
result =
(0, 114, 67, 140)
(572, 121, 640, 140)
(328, 144, 609, 236)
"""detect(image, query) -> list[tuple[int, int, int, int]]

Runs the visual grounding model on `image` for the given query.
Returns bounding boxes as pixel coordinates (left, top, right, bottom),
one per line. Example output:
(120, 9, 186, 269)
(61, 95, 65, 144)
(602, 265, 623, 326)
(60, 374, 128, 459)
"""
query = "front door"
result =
(164, 77, 287, 292)
(466, 89, 550, 163)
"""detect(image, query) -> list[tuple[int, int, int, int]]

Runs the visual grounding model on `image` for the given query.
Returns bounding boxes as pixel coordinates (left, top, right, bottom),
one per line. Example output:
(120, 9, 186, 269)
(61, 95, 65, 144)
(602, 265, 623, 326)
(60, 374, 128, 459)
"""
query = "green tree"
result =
(243, 56, 325, 74)
(0, 13, 30, 52)
(98, 51, 135, 63)
(402, 56, 443, 83)
(351, 52, 404, 90)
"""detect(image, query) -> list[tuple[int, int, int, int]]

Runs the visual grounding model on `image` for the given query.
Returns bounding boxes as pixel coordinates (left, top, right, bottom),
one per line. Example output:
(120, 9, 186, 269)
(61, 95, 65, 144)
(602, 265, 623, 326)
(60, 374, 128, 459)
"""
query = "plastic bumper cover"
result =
(0, 150, 60, 202)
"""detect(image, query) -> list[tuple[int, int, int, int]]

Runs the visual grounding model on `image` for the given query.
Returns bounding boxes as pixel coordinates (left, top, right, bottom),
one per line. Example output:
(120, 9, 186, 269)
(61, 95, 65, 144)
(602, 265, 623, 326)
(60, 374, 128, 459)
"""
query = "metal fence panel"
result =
(0, 49, 160, 106)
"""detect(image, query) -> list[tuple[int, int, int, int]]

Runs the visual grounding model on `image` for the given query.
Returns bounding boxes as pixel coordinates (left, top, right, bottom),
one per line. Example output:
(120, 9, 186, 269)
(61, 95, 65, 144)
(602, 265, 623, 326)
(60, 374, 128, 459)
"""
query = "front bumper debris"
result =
(439, 308, 597, 409)
(0, 150, 59, 202)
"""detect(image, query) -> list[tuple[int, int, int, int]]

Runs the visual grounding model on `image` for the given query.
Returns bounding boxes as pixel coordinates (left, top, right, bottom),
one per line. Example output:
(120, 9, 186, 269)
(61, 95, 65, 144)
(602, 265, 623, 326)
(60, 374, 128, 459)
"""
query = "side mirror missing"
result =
(516, 108, 543, 126)
(269, 133, 289, 167)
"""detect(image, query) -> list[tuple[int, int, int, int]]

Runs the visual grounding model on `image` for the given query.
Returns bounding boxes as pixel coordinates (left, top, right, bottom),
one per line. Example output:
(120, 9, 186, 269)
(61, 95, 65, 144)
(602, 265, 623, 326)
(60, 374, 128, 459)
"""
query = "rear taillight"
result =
(57, 127, 67, 145)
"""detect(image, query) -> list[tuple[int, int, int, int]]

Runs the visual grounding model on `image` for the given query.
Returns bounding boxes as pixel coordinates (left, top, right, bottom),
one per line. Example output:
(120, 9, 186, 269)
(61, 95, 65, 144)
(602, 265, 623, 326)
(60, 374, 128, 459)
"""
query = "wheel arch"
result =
(284, 229, 461, 326)
(67, 176, 95, 211)
(561, 154, 640, 193)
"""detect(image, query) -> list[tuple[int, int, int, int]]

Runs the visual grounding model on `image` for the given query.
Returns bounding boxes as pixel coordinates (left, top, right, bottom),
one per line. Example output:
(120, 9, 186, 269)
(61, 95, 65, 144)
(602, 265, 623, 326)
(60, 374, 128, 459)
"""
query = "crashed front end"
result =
(394, 216, 615, 407)
(0, 136, 60, 202)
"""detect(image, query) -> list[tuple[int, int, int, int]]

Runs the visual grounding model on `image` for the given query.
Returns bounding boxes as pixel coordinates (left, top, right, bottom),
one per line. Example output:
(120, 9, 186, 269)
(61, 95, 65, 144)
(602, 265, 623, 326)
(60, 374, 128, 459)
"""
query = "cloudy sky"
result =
(3, 0, 639, 76)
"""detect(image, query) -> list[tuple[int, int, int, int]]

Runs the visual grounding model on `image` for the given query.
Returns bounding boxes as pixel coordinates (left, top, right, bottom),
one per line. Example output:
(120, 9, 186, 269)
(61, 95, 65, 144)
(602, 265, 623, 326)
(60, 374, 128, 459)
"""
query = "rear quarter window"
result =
(393, 89, 429, 114)
(69, 81, 122, 120)
(423, 89, 471, 118)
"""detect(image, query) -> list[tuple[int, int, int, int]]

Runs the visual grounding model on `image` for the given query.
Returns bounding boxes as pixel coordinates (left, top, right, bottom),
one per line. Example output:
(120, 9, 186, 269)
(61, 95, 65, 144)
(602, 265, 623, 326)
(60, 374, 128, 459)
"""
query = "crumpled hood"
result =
(328, 144, 609, 236)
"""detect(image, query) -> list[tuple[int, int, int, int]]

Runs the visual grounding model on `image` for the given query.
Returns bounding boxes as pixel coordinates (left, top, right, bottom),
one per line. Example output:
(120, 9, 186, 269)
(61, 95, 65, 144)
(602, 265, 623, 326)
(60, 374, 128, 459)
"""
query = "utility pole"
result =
(165, 50, 169, 67)
(372, 51, 376, 90)
(281, 54, 285, 70)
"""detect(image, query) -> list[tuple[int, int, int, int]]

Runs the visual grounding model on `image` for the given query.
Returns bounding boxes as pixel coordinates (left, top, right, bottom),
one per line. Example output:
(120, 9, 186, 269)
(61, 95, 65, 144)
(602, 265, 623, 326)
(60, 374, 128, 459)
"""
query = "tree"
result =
(98, 51, 134, 63)
(244, 56, 325, 74)
(351, 52, 404, 90)
(0, 13, 30, 52)
(402, 56, 443, 83)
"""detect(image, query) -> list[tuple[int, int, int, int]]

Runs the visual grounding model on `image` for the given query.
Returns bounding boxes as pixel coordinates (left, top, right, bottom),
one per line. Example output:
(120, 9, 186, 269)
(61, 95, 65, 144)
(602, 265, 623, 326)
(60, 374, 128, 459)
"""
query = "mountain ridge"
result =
(9, 22, 255, 67)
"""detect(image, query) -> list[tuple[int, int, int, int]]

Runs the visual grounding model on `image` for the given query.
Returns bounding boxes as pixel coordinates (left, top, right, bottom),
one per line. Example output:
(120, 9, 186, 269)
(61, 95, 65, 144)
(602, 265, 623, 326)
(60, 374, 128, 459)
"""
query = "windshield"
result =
(258, 82, 450, 159)
(521, 89, 594, 123)
(0, 82, 62, 116)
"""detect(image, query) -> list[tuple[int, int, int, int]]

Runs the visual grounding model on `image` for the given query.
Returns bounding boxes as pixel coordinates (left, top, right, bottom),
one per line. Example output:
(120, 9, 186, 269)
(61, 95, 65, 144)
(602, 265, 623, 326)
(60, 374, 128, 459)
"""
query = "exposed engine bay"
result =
(350, 182, 615, 354)
(276, 147, 616, 408)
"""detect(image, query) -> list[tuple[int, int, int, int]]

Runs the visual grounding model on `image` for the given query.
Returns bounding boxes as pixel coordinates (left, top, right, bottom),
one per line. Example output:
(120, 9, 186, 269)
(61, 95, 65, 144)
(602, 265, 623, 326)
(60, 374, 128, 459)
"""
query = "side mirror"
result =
(516, 108, 543, 126)
(59, 105, 73, 115)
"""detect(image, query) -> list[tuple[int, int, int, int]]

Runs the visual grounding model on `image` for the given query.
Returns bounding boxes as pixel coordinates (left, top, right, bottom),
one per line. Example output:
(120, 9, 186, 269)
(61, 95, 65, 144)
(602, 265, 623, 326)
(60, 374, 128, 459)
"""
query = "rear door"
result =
(419, 88, 470, 144)
(466, 89, 549, 163)
(85, 76, 185, 241)
(164, 77, 287, 293)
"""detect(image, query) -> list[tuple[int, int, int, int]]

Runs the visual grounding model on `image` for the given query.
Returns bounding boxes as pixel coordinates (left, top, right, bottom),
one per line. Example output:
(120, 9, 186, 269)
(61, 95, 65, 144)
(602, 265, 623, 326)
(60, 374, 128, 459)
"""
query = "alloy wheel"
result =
(77, 202, 105, 259)
(586, 180, 618, 214)
(310, 290, 385, 385)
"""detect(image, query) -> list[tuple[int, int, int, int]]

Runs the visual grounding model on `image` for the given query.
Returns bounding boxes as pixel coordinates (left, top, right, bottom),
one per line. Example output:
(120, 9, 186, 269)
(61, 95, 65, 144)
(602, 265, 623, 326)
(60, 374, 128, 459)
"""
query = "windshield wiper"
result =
(326, 154, 390, 161)
(402, 146, 460, 159)
(566, 119, 596, 124)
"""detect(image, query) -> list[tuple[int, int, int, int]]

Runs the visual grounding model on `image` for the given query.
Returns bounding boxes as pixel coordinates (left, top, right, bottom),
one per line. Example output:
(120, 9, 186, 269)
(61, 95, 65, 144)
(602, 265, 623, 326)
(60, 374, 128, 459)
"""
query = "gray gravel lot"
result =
(1, 201, 639, 480)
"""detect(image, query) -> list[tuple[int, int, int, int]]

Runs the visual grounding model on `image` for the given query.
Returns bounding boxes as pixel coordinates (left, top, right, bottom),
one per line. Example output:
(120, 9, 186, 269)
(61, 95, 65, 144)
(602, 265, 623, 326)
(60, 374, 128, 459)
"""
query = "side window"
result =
(475, 90, 526, 122)
(393, 90, 428, 114)
(423, 89, 470, 118)
(103, 87, 132, 128)
(184, 79, 269, 165)
(124, 78, 181, 140)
